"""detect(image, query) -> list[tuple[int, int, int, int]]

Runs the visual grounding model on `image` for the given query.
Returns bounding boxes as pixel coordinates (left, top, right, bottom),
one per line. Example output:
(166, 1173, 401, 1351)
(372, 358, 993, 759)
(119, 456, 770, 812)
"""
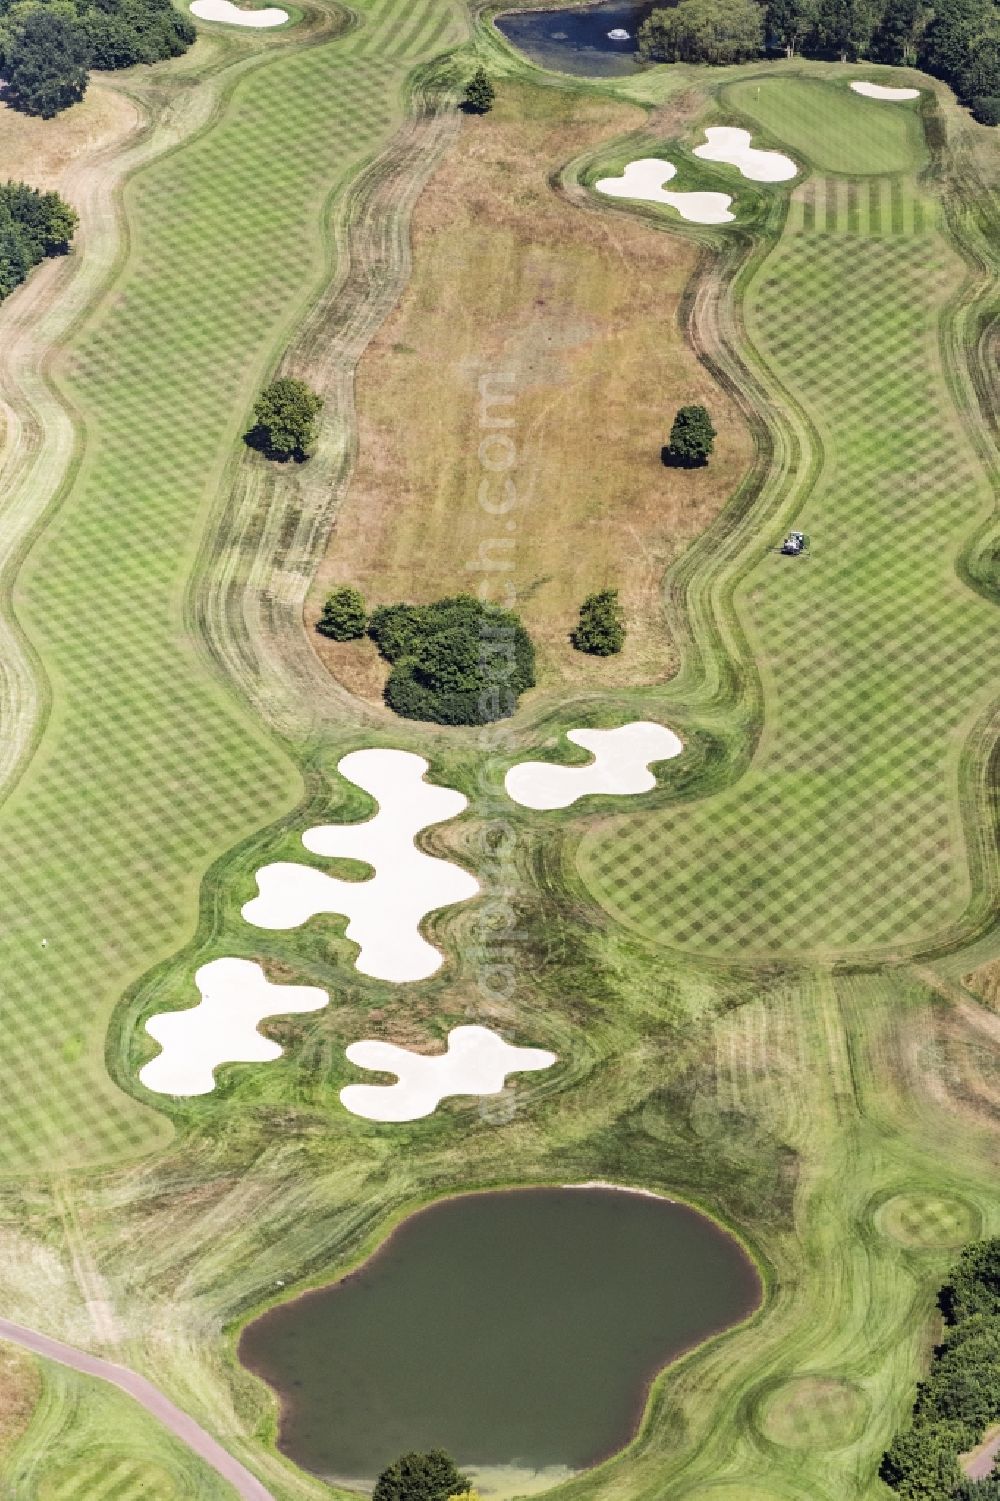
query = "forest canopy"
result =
(0, 180, 78, 300)
(0, 0, 195, 116)
(881, 1237, 1000, 1499)
(638, 0, 999, 121)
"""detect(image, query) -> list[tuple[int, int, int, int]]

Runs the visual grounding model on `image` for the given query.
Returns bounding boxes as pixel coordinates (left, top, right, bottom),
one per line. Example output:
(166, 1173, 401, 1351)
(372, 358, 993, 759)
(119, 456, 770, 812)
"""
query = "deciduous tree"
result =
(665, 405, 716, 467)
(638, 0, 764, 63)
(317, 586, 368, 641)
(571, 589, 626, 656)
(247, 377, 323, 460)
(3, 9, 90, 118)
(373, 1451, 470, 1501)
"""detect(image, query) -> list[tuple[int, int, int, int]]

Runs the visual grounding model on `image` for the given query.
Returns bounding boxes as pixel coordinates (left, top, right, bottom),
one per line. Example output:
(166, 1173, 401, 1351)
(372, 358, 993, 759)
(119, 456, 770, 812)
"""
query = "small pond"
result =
(239, 1186, 761, 1493)
(495, 1, 656, 77)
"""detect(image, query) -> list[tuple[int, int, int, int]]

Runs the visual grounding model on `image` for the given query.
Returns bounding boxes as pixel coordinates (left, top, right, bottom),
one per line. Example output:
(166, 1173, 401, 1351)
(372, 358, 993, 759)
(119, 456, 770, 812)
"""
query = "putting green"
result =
(758, 1377, 868, 1450)
(877, 1192, 980, 1249)
(723, 77, 925, 176)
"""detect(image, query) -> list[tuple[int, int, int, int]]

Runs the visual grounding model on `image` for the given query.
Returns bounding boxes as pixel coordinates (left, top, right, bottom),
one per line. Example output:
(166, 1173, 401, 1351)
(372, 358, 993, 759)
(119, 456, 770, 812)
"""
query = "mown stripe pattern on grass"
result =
(579, 178, 999, 959)
(0, 0, 466, 1171)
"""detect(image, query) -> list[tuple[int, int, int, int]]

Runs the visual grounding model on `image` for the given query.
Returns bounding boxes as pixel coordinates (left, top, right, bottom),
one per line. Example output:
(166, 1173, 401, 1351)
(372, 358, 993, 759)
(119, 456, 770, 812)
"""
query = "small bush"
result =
(373, 1451, 470, 1501)
(572, 589, 625, 656)
(665, 405, 716, 468)
(317, 586, 367, 641)
(247, 377, 323, 461)
(462, 66, 495, 114)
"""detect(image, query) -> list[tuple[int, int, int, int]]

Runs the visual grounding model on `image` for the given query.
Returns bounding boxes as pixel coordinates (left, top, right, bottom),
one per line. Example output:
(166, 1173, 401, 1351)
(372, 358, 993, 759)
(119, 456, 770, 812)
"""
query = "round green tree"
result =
(247, 377, 323, 460)
(572, 588, 626, 656)
(665, 404, 716, 467)
(317, 586, 367, 641)
(4, 9, 90, 118)
(463, 66, 495, 114)
(373, 1451, 470, 1501)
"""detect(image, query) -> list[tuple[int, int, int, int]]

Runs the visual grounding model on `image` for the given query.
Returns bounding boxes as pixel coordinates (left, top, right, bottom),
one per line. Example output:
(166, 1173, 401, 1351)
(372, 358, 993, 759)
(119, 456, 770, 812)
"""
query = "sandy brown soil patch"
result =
(309, 80, 751, 700)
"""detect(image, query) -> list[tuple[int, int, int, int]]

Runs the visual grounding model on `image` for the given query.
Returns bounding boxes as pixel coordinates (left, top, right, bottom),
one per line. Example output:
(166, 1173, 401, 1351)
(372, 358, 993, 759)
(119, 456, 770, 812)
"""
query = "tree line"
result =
(0, 180, 78, 300)
(638, 0, 1000, 123)
(880, 1235, 1000, 1499)
(0, 0, 194, 118)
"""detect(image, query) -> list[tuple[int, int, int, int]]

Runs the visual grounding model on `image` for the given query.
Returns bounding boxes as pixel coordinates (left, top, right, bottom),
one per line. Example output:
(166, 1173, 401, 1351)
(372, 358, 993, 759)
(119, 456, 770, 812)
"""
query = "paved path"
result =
(0, 1318, 276, 1500)
(964, 1424, 1000, 1481)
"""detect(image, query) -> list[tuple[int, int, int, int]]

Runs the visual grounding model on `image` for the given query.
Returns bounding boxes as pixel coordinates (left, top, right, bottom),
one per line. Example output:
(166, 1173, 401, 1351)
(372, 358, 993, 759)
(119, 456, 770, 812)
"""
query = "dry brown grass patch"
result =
(0, 83, 136, 190)
(0, 1344, 39, 1456)
(309, 80, 751, 702)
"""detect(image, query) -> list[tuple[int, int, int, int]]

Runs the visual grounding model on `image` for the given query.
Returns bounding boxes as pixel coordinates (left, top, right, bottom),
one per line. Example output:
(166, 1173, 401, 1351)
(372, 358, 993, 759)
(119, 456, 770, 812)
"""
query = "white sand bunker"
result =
(693, 126, 797, 182)
(140, 958, 327, 1097)
(505, 721, 682, 810)
(850, 80, 920, 100)
(340, 1025, 556, 1121)
(595, 159, 735, 225)
(242, 749, 479, 983)
(190, 0, 288, 24)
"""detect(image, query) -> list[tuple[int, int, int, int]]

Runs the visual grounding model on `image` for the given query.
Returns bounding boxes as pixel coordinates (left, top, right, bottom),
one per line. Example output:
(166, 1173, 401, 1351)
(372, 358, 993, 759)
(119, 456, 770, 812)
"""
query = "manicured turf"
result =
(723, 75, 925, 176)
(2, 46, 999, 1501)
(0, 0, 466, 1173)
(579, 172, 1000, 960)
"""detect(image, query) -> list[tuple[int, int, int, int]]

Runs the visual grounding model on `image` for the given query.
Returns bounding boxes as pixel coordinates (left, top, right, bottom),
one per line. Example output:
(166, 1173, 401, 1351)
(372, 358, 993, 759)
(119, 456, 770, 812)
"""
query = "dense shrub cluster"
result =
(638, 0, 999, 123)
(640, 0, 764, 63)
(881, 1237, 1000, 1499)
(572, 589, 626, 656)
(0, 0, 194, 117)
(0, 180, 77, 299)
(317, 586, 368, 641)
(372, 1451, 470, 1501)
(366, 595, 536, 725)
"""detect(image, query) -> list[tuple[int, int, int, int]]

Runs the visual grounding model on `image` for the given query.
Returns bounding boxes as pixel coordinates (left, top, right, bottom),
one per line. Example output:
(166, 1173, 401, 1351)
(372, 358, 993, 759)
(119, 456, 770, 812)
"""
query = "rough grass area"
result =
(579, 166, 1000, 960)
(309, 78, 752, 698)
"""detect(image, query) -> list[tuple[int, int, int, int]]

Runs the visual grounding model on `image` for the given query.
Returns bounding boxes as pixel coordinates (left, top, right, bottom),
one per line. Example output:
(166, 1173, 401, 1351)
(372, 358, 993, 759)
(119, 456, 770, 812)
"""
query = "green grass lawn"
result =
(0, 0, 467, 1174)
(579, 167, 999, 961)
(1, 49, 998, 1501)
(723, 75, 926, 176)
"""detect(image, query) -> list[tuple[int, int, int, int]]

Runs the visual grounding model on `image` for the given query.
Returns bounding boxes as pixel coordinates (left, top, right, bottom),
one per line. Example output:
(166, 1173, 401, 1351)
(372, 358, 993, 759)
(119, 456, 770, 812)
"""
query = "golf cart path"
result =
(0, 1317, 275, 1500)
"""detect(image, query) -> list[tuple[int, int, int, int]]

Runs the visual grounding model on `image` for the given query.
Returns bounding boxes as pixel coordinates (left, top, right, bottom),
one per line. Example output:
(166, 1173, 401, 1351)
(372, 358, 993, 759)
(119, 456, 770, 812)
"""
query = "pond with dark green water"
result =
(239, 1186, 761, 1493)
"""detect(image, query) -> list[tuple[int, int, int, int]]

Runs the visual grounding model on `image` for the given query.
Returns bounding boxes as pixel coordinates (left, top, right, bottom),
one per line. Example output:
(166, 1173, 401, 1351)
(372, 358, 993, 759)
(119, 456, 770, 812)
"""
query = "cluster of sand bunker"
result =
(141, 970, 555, 1111)
(140, 724, 686, 1105)
(190, 0, 288, 25)
(693, 127, 797, 181)
(595, 128, 800, 222)
(595, 159, 734, 223)
(243, 749, 479, 983)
